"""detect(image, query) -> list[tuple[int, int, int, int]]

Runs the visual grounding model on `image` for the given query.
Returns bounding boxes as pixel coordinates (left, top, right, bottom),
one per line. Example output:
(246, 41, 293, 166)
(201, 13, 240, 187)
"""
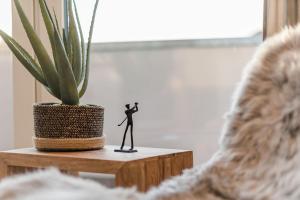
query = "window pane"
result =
(73, 0, 264, 164)
(0, 0, 13, 149)
(76, 0, 263, 42)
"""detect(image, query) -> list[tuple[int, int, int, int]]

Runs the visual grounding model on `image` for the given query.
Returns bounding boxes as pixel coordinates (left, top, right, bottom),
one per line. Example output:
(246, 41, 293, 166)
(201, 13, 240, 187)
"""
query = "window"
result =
(69, 1, 264, 164)
(76, 0, 263, 43)
(0, 0, 13, 150)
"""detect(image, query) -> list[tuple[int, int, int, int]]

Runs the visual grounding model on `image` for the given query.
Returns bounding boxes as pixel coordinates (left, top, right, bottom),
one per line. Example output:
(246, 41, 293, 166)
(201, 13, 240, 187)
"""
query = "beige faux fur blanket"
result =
(2, 25, 300, 200)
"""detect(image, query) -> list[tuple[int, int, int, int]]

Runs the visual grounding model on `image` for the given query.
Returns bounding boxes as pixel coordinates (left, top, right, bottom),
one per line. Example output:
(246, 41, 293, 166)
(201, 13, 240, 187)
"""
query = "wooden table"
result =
(0, 145, 193, 192)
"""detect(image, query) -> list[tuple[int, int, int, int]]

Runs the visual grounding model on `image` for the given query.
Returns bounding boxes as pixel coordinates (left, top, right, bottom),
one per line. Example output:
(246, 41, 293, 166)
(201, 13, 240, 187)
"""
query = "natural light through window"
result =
(77, 0, 264, 163)
(76, 0, 263, 43)
(0, 1, 11, 44)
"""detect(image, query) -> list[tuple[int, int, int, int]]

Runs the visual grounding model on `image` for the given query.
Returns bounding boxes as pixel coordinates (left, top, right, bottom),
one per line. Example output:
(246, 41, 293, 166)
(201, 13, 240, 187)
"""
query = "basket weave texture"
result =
(33, 103, 104, 138)
(33, 136, 105, 151)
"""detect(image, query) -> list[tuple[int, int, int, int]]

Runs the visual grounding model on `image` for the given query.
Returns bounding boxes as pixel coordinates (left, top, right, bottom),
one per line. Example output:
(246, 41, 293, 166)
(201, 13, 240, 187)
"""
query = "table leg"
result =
(0, 161, 8, 179)
(7, 166, 38, 176)
(1, 163, 79, 179)
(115, 159, 159, 192)
(171, 152, 193, 176)
(115, 152, 193, 192)
(115, 161, 142, 190)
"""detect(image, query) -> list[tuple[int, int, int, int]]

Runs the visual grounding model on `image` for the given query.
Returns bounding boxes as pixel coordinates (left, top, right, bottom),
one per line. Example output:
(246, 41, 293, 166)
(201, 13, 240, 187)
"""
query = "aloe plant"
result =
(0, 0, 99, 105)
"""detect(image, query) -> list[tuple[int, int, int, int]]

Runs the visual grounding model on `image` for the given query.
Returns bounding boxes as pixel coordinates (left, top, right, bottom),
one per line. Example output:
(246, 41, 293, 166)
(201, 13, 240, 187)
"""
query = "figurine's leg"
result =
(120, 124, 129, 149)
(130, 124, 134, 150)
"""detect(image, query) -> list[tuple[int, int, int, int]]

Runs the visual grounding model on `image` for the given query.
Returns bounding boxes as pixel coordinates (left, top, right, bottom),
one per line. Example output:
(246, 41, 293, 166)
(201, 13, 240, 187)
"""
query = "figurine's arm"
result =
(118, 117, 127, 126)
(134, 102, 139, 112)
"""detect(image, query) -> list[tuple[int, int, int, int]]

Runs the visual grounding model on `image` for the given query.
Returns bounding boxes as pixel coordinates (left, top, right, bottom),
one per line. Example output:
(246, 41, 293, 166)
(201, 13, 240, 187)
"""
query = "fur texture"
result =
(2, 26, 300, 200)
(0, 168, 144, 200)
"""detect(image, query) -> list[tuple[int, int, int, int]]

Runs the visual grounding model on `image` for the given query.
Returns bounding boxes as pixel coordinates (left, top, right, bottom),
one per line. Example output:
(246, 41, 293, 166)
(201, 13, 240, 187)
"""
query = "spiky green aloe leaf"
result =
(52, 17, 79, 105)
(14, 0, 61, 99)
(0, 30, 48, 87)
(53, 9, 61, 36)
(73, 0, 86, 84)
(38, 0, 58, 70)
(62, 28, 72, 61)
(79, 0, 99, 97)
(68, 0, 82, 85)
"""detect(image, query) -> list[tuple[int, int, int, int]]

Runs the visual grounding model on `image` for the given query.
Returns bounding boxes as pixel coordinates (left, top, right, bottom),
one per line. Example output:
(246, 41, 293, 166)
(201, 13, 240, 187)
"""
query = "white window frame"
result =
(263, 0, 300, 39)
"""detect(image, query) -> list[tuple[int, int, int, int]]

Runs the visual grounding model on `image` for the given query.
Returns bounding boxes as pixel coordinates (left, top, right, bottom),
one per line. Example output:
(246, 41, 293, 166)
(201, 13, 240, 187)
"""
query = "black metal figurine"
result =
(114, 102, 139, 153)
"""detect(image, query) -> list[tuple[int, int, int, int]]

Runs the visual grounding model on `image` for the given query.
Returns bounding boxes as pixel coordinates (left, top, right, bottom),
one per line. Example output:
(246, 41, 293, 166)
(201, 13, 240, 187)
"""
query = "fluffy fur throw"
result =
(2, 26, 300, 200)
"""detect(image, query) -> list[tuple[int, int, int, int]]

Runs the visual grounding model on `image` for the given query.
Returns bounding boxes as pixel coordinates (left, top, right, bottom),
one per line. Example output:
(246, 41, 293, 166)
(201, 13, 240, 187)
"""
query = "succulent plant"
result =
(0, 0, 99, 105)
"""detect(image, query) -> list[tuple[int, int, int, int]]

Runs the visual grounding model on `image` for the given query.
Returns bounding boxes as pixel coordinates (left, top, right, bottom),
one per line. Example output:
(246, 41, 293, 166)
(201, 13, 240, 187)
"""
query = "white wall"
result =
(0, 0, 13, 150)
(0, 49, 13, 150)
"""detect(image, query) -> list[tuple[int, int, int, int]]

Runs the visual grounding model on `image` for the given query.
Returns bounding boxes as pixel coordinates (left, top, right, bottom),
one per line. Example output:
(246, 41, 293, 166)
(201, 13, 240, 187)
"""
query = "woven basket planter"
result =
(33, 103, 105, 151)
